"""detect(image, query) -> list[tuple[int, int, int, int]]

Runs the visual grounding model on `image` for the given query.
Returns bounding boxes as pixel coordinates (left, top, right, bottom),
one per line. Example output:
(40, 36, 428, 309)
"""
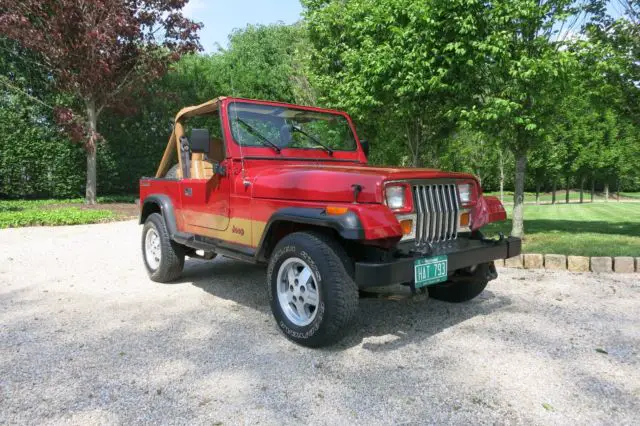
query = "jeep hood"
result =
(249, 163, 477, 204)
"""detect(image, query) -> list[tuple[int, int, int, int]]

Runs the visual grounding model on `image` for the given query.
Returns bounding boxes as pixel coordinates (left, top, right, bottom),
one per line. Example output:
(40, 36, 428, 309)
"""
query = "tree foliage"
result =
(1, 1, 639, 243)
(0, 0, 201, 203)
(303, 0, 494, 167)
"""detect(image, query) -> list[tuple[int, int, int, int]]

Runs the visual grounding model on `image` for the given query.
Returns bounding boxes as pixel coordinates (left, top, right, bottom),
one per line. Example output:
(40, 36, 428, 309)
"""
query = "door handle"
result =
(184, 187, 192, 197)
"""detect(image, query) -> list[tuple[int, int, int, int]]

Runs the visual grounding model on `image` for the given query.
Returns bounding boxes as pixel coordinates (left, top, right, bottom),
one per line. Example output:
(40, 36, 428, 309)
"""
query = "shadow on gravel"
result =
(339, 290, 512, 351)
(174, 257, 512, 352)
(177, 257, 270, 313)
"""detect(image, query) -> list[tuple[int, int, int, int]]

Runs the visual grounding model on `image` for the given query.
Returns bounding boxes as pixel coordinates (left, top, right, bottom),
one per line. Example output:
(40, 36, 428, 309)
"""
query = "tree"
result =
(462, 0, 579, 237)
(0, 0, 201, 203)
(302, 0, 494, 167)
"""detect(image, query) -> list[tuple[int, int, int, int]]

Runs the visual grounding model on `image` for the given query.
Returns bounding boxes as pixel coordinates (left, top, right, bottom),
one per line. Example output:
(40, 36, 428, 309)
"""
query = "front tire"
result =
(142, 213, 185, 282)
(427, 262, 495, 303)
(267, 231, 358, 347)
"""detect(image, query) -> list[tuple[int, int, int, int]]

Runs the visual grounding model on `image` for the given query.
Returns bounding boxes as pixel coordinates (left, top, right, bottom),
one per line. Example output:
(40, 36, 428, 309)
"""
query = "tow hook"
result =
(481, 232, 505, 244)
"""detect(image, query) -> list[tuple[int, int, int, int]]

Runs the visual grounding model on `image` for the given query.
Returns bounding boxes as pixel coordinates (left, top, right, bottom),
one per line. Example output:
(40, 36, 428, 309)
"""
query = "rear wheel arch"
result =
(139, 194, 178, 237)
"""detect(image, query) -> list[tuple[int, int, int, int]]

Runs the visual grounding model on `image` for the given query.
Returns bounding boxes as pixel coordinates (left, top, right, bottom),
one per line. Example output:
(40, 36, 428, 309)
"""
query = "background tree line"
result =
(0, 0, 638, 238)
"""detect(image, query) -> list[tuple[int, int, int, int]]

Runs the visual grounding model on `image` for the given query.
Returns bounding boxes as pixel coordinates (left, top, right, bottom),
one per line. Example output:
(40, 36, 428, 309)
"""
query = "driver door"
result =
(180, 116, 230, 234)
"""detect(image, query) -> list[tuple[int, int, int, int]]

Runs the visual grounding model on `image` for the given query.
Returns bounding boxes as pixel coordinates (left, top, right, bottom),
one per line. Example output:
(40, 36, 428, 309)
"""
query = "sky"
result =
(183, 0, 304, 52)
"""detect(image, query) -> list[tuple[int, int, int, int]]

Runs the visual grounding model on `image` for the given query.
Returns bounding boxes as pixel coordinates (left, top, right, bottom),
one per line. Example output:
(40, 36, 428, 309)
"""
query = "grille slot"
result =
(412, 183, 460, 245)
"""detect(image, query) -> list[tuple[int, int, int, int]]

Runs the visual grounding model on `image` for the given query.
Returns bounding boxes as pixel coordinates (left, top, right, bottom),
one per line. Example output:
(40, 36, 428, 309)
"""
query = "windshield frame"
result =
(223, 99, 365, 162)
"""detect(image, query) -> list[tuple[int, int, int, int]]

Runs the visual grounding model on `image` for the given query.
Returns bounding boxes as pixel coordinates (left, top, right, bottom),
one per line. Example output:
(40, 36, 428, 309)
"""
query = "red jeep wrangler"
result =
(139, 97, 520, 347)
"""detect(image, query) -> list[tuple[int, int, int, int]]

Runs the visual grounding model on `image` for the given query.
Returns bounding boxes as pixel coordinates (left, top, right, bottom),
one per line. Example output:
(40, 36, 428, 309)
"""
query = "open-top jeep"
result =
(139, 97, 521, 347)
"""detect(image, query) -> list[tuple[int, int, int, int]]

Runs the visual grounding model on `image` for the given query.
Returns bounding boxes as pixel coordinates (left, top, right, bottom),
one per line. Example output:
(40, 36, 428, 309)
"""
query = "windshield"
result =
(228, 102, 357, 153)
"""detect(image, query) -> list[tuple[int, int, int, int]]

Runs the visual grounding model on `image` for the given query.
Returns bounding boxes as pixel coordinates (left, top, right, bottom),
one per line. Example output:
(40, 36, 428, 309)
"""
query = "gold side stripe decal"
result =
(181, 212, 266, 248)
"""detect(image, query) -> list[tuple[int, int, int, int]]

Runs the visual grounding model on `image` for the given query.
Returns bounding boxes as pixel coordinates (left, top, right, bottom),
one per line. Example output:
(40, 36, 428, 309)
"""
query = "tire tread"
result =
(142, 213, 185, 283)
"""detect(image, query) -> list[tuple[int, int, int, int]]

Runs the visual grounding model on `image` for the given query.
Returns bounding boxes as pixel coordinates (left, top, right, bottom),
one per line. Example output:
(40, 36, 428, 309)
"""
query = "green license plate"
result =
(414, 255, 448, 288)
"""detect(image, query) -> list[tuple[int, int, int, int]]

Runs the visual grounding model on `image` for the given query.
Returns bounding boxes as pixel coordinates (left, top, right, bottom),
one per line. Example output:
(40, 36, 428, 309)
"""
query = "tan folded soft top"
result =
(156, 97, 227, 178)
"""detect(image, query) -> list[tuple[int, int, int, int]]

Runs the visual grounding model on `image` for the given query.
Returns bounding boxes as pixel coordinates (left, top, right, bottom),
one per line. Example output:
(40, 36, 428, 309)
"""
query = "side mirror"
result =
(190, 128, 210, 153)
(360, 139, 370, 158)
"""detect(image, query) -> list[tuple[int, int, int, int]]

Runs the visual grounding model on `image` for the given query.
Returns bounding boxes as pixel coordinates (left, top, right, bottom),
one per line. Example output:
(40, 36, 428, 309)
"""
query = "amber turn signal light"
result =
(400, 219, 413, 235)
(459, 212, 470, 227)
(326, 206, 349, 216)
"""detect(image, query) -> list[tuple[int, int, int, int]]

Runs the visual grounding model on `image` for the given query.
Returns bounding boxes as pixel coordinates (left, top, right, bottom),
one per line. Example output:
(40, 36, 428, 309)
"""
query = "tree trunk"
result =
(616, 180, 620, 202)
(499, 151, 505, 204)
(591, 179, 595, 202)
(412, 152, 421, 168)
(565, 176, 570, 204)
(85, 99, 98, 205)
(604, 183, 609, 202)
(579, 176, 585, 203)
(535, 183, 541, 205)
(511, 153, 527, 238)
(551, 180, 557, 204)
(405, 119, 422, 168)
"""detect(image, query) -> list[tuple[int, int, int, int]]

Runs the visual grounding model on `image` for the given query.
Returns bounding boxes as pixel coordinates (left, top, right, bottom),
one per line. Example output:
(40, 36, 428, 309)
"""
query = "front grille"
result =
(412, 183, 460, 246)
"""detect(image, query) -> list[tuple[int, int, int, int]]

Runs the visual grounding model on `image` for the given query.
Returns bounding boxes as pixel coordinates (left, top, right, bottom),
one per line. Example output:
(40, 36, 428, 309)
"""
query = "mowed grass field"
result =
(484, 190, 640, 204)
(482, 203, 640, 257)
(1, 196, 638, 257)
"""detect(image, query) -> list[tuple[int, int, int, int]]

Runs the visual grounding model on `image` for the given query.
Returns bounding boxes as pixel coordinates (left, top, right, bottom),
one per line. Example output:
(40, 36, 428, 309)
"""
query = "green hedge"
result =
(0, 93, 171, 198)
(0, 96, 85, 198)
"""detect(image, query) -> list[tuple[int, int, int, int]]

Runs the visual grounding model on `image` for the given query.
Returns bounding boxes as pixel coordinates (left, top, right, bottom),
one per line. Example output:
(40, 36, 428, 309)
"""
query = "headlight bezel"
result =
(384, 182, 413, 213)
(457, 179, 478, 207)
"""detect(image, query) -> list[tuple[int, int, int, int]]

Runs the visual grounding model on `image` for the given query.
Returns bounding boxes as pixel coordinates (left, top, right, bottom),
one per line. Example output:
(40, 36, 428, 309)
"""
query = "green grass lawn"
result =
(1, 196, 638, 257)
(0, 196, 137, 229)
(485, 190, 640, 204)
(482, 203, 640, 257)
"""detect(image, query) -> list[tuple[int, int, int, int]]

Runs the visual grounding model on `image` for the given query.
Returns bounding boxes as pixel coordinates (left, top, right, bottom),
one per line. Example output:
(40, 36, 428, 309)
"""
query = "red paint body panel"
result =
(180, 176, 231, 231)
(140, 97, 508, 250)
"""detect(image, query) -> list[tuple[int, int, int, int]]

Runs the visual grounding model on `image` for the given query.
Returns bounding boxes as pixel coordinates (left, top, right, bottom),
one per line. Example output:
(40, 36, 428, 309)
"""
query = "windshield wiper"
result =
(235, 118, 281, 153)
(291, 125, 334, 156)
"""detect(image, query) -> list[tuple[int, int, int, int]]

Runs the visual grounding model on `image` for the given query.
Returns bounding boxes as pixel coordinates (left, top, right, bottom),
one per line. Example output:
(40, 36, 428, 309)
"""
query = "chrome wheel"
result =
(276, 257, 320, 326)
(144, 227, 161, 270)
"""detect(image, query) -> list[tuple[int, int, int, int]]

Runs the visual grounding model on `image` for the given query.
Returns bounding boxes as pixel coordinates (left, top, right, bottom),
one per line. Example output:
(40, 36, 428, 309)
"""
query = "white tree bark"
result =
(498, 150, 504, 204)
(511, 153, 527, 238)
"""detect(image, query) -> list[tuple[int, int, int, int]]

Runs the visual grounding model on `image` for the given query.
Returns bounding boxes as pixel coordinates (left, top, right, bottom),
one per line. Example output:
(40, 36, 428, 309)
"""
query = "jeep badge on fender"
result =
(139, 97, 521, 348)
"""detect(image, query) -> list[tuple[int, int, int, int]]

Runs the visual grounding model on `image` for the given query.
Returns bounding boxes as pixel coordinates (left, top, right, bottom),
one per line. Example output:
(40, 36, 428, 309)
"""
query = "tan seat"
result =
(190, 137, 225, 179)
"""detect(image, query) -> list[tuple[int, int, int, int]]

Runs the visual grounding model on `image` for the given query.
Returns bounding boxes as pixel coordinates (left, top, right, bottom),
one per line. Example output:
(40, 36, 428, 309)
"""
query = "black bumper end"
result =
(355, 236, 522, 289)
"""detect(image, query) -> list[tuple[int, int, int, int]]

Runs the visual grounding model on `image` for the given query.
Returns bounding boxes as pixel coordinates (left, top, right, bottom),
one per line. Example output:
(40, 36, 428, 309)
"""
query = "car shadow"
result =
(173, 257, 512, 351)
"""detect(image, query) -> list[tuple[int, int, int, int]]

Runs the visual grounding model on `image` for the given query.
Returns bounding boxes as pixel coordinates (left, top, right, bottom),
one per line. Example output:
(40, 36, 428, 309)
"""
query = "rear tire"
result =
(142, 213, 185, 282)
(427, 262, 495, 303)
(267, 231, 358, 347)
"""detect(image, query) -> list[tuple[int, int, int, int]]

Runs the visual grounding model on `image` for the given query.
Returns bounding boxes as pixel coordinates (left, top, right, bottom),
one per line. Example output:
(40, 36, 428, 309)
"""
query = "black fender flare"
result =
(139, 194, 179, 238)
(256, 207, 365, 259)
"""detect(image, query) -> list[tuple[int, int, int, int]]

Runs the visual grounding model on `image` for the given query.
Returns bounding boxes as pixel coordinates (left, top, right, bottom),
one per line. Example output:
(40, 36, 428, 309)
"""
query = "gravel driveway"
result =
(1, 220, 639, 425)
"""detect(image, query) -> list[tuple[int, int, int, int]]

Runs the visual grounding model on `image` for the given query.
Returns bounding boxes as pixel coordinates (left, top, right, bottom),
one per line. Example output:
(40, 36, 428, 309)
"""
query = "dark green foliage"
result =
(1, 8, 639, 205)
(0, 199, 115, 228)
(0, 90, 85, 198)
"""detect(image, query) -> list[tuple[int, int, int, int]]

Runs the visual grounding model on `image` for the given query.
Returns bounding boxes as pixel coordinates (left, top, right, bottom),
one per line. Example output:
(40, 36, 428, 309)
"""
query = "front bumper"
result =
(355, 236, 521, 288)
